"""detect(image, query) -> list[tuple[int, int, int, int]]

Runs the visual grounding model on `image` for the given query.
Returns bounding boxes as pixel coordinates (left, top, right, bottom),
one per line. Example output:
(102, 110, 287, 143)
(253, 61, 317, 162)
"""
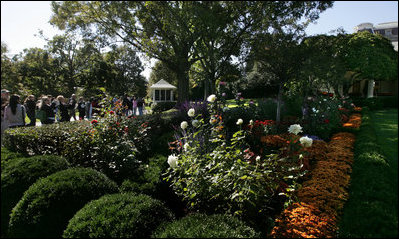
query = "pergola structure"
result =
(150, 79, 177, 102)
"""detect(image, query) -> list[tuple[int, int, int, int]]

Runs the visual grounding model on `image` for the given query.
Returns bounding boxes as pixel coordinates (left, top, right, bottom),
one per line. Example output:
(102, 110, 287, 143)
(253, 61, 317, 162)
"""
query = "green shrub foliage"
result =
(151, 101, 176, 113)
(3, 121, 90, 156)
(63, 193, 175, 238)
(153, 213, 260, 238)
(8, 167, 118, 238)
(1, 154, 69, 237)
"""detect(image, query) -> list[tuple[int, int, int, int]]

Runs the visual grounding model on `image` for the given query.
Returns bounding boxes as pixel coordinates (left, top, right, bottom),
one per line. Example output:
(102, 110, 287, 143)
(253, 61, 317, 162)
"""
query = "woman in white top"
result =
(4, 94, 26, 128)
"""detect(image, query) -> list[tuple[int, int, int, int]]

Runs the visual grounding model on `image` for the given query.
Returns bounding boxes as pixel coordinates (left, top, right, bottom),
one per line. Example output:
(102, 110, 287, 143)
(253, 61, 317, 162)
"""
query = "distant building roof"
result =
(150, 79, 177, 89)
(374, 21, 398, 30)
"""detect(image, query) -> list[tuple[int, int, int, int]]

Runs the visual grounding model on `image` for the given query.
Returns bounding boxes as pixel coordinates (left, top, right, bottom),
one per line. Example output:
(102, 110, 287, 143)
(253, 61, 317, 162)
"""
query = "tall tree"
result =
(249, 32, 304, 123)
(50, 1, 333, 103)
(343, 31, 398, 97)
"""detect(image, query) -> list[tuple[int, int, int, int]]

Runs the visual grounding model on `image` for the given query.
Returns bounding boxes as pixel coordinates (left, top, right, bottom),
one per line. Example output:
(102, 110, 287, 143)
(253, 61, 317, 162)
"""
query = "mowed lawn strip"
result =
(338, 108, 398, 238)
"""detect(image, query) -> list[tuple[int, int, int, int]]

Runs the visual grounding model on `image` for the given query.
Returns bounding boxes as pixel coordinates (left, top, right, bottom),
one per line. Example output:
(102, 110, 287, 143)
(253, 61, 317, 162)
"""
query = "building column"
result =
(367, 79, 375, 98)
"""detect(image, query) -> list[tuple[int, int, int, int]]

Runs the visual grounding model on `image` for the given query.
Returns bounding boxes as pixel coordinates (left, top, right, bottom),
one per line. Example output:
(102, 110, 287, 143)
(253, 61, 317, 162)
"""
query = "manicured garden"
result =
(1, 93, 397, 238)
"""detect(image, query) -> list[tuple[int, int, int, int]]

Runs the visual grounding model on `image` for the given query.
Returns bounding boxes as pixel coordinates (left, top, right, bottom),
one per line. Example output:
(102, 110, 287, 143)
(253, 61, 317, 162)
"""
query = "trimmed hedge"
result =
(8, 167, 119, 238)
(1, 147, 27, 172)
(153, 213, 260, 238)
(63, 193, 175, 238)
(3, 121, 90, 156)
(1, 154, 70, 237)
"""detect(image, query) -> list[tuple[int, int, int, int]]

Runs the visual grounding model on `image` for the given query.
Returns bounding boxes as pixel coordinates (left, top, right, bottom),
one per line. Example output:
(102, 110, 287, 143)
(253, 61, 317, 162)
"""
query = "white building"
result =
(149, 79, 177, 102)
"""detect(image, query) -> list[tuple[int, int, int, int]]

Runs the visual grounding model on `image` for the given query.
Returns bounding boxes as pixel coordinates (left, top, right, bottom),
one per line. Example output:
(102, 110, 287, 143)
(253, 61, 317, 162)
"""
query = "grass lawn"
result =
(338, 108, 398, 238)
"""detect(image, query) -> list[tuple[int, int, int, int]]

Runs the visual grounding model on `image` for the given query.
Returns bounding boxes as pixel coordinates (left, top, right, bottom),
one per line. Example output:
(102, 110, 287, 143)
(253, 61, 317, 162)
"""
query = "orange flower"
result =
(270, 132, 357, 238)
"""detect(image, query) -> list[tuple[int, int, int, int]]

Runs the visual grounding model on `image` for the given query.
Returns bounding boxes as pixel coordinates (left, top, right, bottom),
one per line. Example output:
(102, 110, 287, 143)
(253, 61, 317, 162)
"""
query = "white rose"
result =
(167, 154, 178, 168)
(249, 120, 254, 126)
(236, 118, 243, 125)
(180, 121, 188, 130)
(207, 94, 217, 103)
(192, 119, 200, 128)
(299, 136, 313, 148)
(288, 124, 303, 135)
(187, 108, 195, 117)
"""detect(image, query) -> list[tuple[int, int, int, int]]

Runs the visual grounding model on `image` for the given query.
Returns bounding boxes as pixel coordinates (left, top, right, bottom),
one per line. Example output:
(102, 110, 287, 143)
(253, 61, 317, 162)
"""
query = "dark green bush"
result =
(153, 213, 260, 238)
(1, 147, 26, 164)
(120, 154, 167, 197)
(351, 96, 398, 110)
(8, 167, 119, 238)
(1, 154, 69, 237)
(151, 101, 177, 113)
(63, 193, 175, 238)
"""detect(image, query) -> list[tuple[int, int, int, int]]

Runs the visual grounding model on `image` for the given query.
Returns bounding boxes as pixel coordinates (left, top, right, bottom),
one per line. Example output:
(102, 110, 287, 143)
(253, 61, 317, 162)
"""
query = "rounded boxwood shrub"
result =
(8, 167, 119, 238)
(63, 193, 175, 238)
(1, 154, 69, 237)
(153, 213, 260, 238)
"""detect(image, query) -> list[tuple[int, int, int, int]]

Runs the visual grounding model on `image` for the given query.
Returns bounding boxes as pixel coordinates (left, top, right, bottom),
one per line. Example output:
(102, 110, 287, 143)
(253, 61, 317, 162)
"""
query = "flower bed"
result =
(270, 131, 357, 238)
(342, 113, 362, 129)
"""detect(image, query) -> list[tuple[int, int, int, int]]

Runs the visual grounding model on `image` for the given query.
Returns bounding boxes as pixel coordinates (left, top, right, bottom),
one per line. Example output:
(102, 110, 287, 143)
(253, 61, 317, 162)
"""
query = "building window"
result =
(166, 90, 171, 101)
(385, 29, 392, 36)
(155, 90, 160, 101)
(392, 28, 398, 35)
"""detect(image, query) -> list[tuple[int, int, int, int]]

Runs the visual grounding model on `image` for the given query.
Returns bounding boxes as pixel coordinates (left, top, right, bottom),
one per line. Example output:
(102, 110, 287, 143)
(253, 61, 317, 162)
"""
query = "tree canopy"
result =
(49, 1, 333, 102)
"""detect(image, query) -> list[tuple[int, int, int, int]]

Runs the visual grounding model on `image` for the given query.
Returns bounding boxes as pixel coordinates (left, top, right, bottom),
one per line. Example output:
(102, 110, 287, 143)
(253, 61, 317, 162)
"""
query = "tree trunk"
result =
(276, 82, 283, 124)
(176, 65, 190, 103)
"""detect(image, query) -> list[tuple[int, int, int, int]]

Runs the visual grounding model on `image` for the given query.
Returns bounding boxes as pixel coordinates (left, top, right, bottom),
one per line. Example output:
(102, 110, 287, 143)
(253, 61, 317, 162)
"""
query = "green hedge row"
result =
(352, 96, 398, 110)
(338, 109, 398, 237)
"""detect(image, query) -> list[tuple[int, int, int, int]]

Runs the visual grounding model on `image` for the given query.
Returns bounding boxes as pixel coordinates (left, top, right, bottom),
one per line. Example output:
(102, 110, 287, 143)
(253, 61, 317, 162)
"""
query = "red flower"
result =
(91, 119, 98, 124)
(109, 110, 115, 115)
(324, 119, 330, 124)
(328, 93, 333, 97)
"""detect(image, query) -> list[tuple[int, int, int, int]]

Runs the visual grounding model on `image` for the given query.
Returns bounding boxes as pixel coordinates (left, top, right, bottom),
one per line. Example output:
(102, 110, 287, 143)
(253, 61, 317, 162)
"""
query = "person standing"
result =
(57, 95, 70, 122)
(24, 95, 36, 126)
(77, 97, 86, 120)
(85, 97, 93, 119)
(137, 97, 145, 116)
(40, 96, 55, 124)
(4, 94, 26, 128)
(122, 95, 130, 116)
(68, 94, 77, 121)
(1, 89, 11, 142)
(132, 96, 138, 116)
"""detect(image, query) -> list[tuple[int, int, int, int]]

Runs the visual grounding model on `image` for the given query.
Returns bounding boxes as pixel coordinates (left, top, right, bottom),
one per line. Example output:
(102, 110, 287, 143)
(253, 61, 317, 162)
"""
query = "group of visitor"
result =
(119, 95, 146, 116)
(1, 88, 149, 145)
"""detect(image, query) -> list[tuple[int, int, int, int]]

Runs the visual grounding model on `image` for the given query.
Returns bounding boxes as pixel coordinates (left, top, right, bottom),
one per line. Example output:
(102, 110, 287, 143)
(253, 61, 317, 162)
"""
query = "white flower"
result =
(187, 108, 195, 117)
(192, 120, 200, 128)
(183, 143, 190, 151)
(255, 156, 261, 161)
(222, 107, 229, 112)
(323, 98, 327, 101)
(299, 136, 313, 148)
(288, 124, 303, 135)
(236, 118, 243, 125)
(180, 121, 188, 130)
(207, 94, 217, 103)
(167, 154, 178, 168)
(249, 120, 254, 126)
(312, 107, 319, 113)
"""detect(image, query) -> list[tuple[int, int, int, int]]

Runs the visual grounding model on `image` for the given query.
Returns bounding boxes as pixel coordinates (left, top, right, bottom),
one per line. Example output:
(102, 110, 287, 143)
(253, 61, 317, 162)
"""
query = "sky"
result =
(1, 1, 398, 79)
